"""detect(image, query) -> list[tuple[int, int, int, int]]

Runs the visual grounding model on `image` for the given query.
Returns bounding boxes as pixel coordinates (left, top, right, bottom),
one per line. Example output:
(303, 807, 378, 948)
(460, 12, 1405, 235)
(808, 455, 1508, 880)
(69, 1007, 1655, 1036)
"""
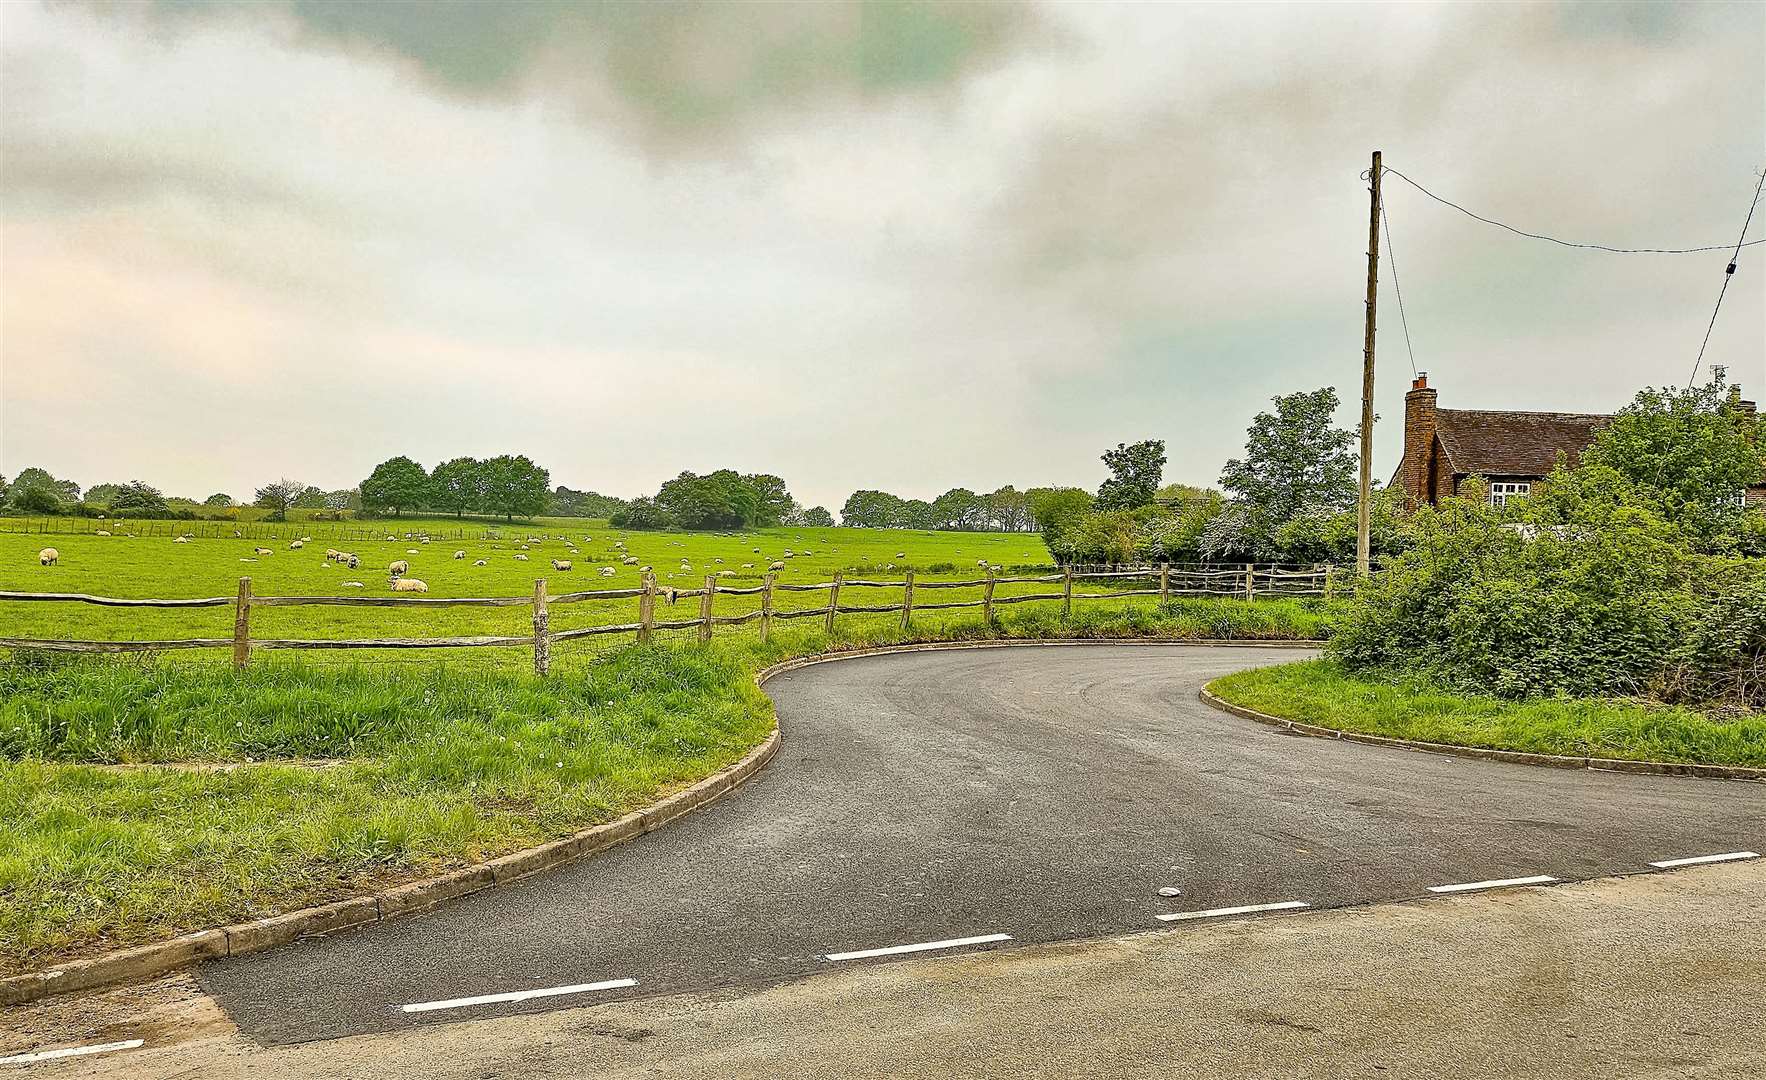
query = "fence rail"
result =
(0, 563, 1338, 675)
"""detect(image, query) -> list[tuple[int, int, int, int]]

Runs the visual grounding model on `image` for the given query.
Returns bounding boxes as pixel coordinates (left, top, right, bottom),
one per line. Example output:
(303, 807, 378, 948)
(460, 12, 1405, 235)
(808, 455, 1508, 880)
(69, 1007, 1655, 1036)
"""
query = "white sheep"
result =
(769, 561, 785, 571)
(325, 548, 340, 561)
(290, 540, 304, 549)
(454, 550, 467, 559)
(406, 548, 419, 555)
(514, 553, 529, 561)
(341, 580, 365, 588)
(895, 552, 906, 558)
(474, 559, 488, 566)
(95, 530, 111, 537)
(599, 566, 616, 576)
(39, 547, 58, 566)
(551, 559, 573, 571)
(742, 562, 753, 569)
(255, 547, 274, 556)
(718, 570, 735, 577)
(390, 577, 428, 593)
(174, 536, 190, 544)
(301, 536, 312, 543)
(389, 560, 408, 576)
(621, 555, 638, 565)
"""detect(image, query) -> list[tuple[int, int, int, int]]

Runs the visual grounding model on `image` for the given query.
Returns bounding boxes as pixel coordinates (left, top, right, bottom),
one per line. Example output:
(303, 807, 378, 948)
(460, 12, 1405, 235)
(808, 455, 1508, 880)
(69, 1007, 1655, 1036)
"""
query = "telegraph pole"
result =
(1357, 150, 1381, 576)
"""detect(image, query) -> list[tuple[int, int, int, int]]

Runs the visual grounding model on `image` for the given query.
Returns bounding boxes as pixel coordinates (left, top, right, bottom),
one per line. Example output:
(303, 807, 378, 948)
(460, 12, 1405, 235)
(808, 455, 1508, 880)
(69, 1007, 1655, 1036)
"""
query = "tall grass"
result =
(0, 596, 1328, 974)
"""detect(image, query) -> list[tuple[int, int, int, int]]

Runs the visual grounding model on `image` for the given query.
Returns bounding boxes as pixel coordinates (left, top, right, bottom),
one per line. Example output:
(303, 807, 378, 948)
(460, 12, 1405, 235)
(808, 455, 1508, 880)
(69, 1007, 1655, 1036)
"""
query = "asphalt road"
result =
(200, 644, 1765, 1046)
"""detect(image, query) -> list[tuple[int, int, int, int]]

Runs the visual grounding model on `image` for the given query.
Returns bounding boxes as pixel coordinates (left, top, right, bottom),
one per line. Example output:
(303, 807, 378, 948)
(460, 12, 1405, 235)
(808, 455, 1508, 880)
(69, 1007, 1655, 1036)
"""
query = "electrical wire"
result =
(1379, 198, 1418, 378)
(1686, 166, 1766, 387)
(1369, 165, 1766, 254)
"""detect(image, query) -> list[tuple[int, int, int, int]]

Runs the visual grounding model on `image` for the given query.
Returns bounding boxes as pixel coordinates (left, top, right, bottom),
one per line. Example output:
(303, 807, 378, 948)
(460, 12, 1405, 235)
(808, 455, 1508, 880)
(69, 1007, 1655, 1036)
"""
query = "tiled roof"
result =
(1434, 408, 1611, 478)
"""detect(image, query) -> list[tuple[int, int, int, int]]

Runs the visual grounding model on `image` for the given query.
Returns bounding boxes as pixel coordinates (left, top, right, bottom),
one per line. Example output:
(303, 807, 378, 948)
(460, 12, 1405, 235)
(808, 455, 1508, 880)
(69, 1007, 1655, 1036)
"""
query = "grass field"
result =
(0, 521, 1338, 975)
(1209, 659, 1766, 768)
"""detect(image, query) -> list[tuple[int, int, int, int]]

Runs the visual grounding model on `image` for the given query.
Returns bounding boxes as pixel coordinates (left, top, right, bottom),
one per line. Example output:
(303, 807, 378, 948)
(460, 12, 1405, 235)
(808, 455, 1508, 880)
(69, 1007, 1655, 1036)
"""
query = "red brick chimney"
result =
(1402, 372, 1438, 507)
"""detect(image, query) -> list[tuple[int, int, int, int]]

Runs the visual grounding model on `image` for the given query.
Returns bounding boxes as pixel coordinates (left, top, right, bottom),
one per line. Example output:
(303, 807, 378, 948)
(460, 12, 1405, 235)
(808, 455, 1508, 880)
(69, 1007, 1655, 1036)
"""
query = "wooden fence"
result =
(0, 564, 1336, 676)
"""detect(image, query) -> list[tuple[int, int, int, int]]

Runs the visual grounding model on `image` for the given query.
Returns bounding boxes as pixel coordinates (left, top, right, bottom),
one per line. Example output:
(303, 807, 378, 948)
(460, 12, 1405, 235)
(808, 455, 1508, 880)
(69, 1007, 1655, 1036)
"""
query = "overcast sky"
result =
(3, 1, 1762, 510)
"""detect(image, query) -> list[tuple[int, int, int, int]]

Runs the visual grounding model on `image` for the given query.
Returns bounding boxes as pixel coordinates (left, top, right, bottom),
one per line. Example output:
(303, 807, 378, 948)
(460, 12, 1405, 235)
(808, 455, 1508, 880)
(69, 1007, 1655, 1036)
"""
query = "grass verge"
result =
(1209, 658, 1766, 768)
(0, 598, 1330, 976)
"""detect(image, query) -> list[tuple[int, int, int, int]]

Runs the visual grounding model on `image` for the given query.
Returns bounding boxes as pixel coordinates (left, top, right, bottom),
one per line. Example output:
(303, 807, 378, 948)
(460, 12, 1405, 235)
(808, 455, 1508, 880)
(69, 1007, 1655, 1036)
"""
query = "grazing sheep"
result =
(895, 552, 906, 558)
(389, 560, 408, 576)
(769, 561, 785, 571)
(621, 555, 638, 565)
(341, 581, 365, 588)
(390, 577, 428, 593)
(742, 563, 754, 569)
(325, 548, 340, 561)
(174, 536, 190, 544)
(406, 548, 419, 555)
(474, 559, 488, 566)
(344, 553, 359, 569)
(514, 553, 529, 561)
(454, 550, 467, 559)
(301, 536, 312, 543)
(39, 547, 58, 566)
(639, 564, 652, 572)
(718, 570, 735, 578)
(95, 530, 111, 537)
(551, 559, 573, 571)
(599, 566, 616, 576)
(978, 558, 988, 566)
(289, 540, 304, 549)
(255, 547, 274, 556)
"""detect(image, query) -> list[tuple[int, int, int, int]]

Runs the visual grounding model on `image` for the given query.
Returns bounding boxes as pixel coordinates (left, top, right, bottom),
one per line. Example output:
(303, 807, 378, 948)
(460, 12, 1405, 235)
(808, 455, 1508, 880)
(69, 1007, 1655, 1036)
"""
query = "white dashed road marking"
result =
(1650, 851, 1758, 869)
(1428, 874, 1556, 894)
(400, 978, 637, 1014)
(0, 1040, 145, 1066)
(1155, 900, 1309, 923)
(824, 933, 1012, 962)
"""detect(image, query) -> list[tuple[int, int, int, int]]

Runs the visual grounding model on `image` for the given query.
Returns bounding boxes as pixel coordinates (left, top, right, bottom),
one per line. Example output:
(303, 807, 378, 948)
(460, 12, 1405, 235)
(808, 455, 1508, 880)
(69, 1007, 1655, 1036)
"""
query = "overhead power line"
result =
(1373, 165, 1766, 254)
(1686, 166, 1766, 387)
(1378, 198, 1418, 377)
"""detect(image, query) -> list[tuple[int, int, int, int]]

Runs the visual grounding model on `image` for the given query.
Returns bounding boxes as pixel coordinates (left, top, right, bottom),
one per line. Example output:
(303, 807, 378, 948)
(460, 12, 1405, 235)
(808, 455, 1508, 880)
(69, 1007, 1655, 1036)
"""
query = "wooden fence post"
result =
(699, 574, 716, 644)
(1159, 562, 1170, 605)
(825, 571, 842, 637)
(1244, 563, 1256, 601)
(1323, 564, 1335, 600)
(638, 572, 656, 644)
(900, 569, 915, 631)
(983, 567, 996, 627)
(532, 578, 550, 677)
(232, 577, 252, 669)
(1062, 565, 1073, 619)
(760, 573, 775, 642)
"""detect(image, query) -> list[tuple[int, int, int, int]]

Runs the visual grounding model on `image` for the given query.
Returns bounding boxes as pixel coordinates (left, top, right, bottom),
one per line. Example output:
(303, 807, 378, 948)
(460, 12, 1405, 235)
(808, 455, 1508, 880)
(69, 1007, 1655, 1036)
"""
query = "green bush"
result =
(1332, 465, 1763, 709)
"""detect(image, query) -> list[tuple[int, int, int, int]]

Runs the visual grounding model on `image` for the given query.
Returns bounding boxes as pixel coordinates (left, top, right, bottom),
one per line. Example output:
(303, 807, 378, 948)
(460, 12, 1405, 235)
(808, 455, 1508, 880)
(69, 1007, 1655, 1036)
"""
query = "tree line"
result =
(611, 471, 828, 530)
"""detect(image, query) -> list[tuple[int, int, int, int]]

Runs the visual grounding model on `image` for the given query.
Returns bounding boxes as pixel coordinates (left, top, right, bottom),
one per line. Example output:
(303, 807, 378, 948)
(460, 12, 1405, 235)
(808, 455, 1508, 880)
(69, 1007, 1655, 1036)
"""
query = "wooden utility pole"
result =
(1357, 150, 1382, 577)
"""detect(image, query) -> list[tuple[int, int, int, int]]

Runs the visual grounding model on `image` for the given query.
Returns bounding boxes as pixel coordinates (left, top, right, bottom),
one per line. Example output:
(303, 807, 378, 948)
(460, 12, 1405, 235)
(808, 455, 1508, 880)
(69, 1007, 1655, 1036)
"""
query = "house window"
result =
(1489, 481, 1531, 507)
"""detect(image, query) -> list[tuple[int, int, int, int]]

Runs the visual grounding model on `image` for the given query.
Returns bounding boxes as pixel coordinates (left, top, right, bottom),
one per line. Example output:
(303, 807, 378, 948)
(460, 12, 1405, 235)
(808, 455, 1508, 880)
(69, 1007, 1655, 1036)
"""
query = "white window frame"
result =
(1488, 481, 1531, 507)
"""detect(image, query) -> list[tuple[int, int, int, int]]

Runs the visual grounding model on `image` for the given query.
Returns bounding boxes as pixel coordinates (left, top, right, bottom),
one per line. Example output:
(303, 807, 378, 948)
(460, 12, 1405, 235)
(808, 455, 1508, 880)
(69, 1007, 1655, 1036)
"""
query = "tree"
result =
(254, 478, 305, 521)
(743, 474, 795, 527)
(10, 467, 79, 503)
(1218, 387, 1357, 555)
(10, 483, 62, 514)
(324, 489, 358, 511)
(111, 481, 169, 517)
(550, 486, 628, 518)
(1096, 440, 1166, 511)
(899, 499, 937, 529)
(360, 456, 431, 517)
(430, 457, 485, 518)
(204, 493, 234, 507)
(1028, 487, 1094, 560)
(801, 505, 835, 527)
(293, 485, 328, 509)
(85, 483, 125, 508)
(480, 454, 550, 521)
(610, 496, 673, 529)
(931, 488, 986, 530)
(1580, 369, 1765, 548)
(841, 490, 906, 528)
(986, 486, 1032, 531)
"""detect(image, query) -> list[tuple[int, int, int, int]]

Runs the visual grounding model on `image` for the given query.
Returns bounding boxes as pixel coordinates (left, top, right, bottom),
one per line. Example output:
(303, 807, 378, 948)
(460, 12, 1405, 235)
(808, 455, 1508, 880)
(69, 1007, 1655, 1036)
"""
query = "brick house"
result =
(1395, 373, 1763, 508)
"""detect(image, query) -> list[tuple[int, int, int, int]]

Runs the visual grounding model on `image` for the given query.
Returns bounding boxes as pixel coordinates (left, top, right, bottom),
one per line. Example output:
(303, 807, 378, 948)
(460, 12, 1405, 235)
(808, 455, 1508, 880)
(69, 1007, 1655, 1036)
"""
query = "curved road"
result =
(203, 645, 1764, 1045)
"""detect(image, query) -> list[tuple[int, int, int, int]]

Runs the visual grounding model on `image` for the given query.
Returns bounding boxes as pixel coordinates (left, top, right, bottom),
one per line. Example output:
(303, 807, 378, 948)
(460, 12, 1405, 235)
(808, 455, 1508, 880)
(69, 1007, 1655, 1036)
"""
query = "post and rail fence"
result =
(0, 564, 1340, 677)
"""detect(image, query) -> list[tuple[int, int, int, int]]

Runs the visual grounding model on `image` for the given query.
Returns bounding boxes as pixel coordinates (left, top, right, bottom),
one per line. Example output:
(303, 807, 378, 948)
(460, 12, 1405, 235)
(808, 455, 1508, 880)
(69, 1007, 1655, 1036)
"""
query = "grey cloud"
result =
(120, 0, 1049, 151)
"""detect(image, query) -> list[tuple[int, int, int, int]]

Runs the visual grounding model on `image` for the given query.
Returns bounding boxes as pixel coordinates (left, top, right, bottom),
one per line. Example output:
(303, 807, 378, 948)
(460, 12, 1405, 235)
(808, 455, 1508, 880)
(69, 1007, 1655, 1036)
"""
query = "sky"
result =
(3, 0, 1763, 511)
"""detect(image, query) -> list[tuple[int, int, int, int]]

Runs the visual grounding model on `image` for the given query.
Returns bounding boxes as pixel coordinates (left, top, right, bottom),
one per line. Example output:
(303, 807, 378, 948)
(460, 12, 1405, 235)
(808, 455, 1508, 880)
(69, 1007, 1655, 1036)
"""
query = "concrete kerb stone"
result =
(0, 636, 1312, 1008)
(1198, 686, 1766, 783)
